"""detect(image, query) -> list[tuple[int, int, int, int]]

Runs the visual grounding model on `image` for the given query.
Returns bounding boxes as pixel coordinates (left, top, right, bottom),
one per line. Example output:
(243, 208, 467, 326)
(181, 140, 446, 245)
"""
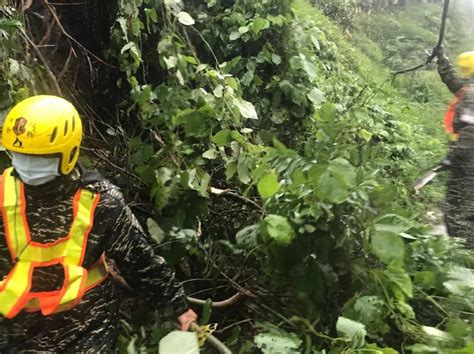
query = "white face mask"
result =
(11, 152, 61, 186)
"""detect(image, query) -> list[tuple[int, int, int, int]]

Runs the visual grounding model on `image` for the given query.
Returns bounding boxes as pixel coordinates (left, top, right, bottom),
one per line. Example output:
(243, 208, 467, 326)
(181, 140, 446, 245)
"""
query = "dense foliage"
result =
(1, 0, 473, 352)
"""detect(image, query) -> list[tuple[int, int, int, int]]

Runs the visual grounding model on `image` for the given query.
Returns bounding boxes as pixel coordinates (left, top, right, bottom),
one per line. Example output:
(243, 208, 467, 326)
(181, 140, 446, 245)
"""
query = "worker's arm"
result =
(436, 46, 466, 94)
(102, 195, 196, 328)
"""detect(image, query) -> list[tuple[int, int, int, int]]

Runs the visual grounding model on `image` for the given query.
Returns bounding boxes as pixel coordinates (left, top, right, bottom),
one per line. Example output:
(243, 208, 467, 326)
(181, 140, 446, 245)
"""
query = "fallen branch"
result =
(187, 292, 244, 308)
(391, 0, 450, 79)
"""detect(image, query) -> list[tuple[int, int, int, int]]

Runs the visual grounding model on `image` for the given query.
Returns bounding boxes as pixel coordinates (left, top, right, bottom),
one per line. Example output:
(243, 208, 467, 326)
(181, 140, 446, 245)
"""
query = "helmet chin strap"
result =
(11, 153, 61, 186)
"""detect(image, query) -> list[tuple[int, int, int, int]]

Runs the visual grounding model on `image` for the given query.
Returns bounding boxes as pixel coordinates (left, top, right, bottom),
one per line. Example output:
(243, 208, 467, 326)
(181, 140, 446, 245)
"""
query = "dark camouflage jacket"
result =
(0, 166, 188, 353)
(437, 54, 474, 133)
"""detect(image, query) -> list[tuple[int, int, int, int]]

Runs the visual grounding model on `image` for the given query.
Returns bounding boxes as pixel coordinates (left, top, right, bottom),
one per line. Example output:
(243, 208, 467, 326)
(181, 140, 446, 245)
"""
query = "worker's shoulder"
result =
(78, 165, 126, 205)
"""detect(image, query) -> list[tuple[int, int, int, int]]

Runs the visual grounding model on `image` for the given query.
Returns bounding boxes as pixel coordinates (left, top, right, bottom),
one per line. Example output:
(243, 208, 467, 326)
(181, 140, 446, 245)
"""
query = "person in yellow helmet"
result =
(0, 95, 197, 351)
(434, 47, 474, 248)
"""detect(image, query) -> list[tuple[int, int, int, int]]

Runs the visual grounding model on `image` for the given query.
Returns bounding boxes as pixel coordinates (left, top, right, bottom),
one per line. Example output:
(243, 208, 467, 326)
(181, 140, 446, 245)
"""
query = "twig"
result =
(43, 1, 116, 68)
(187, 292, 244, 308)
(58, 47, 74, 81)
(209, 187, 264, 214)
(391, 0, 450, 79)
(215, 319, 253, 333)
(92, 150, 142, 182)
(19, 29, 62, 95)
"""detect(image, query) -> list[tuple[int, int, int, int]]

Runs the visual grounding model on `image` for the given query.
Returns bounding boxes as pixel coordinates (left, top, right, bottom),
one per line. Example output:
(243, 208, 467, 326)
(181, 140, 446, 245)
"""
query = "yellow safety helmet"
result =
(2, 95, 82, 174)
(456, 51, 474, 78)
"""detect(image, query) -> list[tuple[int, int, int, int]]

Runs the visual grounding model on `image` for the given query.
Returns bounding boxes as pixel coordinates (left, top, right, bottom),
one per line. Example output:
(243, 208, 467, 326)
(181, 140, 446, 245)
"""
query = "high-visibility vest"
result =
(444, 87, 466, 139)
(0, 167, 108, 319)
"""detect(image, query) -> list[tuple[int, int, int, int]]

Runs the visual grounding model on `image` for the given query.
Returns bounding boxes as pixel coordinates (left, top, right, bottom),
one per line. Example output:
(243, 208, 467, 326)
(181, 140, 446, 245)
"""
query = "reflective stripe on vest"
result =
(0, 167, 106, 318)
(444, 87, 466, 139)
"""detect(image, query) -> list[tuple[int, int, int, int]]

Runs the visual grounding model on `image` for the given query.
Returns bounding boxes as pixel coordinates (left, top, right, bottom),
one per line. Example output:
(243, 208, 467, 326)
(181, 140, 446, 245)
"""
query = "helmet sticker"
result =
(13, 117, 27, 136)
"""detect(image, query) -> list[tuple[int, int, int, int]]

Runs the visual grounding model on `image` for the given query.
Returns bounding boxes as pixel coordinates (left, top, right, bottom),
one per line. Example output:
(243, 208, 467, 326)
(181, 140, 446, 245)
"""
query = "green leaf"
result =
(159, 331, 199, 354)
(336, 317, 366, 348)
(307, 88, 325, 105)
(371, 232, 405, 265)
(213, 84, 223, 98)
(421, 326, 452, 341)
(229, 31, 241, 41)
(163, 56, 177, 69)
(0, 19, 21, 31)
(364, 343, 399, 354)
(316, 159, 356, 204)
(146, 218, 165, 244)
(236, 224, 259, 247)
(257, 173, 280, 199)
(319, 102, 337, 122)
(202, 149, 217, 160)
(200, 299, 212, 325)
(233, 99, 258, 119)
(121, 42, 142, 64)
(177, 11, 195, 26)
(271, 54, 282, 65)
(238, 26, 249, 34)
(251, 18, 270, 35)
(262, 214, 295, 246)
(359, 129, 373, 142)
(385, 264, 413, 299)
(443, 266, 474, 295)
(254, 331, 302, 353)
(212, 129, 231, 146)
(375, 214, 414, 235)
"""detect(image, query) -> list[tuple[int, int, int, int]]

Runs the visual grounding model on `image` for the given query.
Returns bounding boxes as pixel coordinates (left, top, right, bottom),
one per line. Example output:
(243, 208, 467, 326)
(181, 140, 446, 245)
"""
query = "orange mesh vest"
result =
(444, 87, 466, 136)
(0, 167, 107, 319)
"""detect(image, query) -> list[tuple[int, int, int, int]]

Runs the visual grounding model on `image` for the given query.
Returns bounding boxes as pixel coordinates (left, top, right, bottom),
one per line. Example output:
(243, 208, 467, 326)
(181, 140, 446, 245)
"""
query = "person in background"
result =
(435, 47, 474, 248)
(0, 95, 197, 352)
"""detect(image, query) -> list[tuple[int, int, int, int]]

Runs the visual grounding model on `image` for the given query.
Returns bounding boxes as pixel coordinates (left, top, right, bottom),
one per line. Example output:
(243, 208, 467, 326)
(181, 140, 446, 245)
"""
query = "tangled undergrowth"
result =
(1, 0, 473, 352)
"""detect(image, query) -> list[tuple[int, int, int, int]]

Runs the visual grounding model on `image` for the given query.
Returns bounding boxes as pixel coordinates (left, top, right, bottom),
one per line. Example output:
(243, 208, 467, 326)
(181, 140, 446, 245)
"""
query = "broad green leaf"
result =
(177, 11, 195, 26)
(164, 56, 177, 69)
(319, 102, 337, 122)
(257, 173, 280, 198)
(212, 129, 231, 146)
(353, 296, 387, 328)
(202, 149, 217, 160)
(233, 99, 258, 119)
(251, 18, 270, 34)
(262, 214, 295, 246)
(229, 31, 241, 41)
(359, 129, 373, 142)
(121, 42, 142, 64)
(146, 218, 165, 244)
(213, 84, 223, 98)
(254, 331, 302, 353)
(159, 331, 199, 354)
(316, 159, 356, 204)
(421, 326, 452, 341)
(0, 19, 21, 31)
(307, 88, 325, 105)
(271, 54, 282, 65)
(385, 264, 413, 299)
(375, 214, 414, 235)
(238, 26, 249, 34)
(371, 232, 405, 265)
(443, 266, 474, 295)
(236, 224, 259, 247)
(364, 343, 399, 354)
(336, 317, 366, 348)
